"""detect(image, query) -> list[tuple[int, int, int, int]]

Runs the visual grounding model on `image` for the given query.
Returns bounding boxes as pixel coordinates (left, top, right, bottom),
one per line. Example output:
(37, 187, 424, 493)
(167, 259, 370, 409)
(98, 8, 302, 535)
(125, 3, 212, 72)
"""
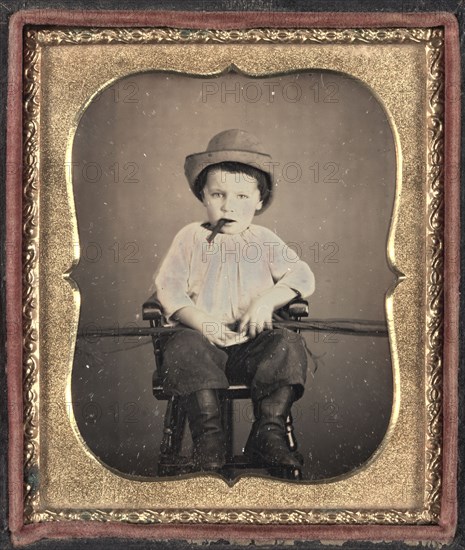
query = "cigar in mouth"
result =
(206, 218, 231, 243)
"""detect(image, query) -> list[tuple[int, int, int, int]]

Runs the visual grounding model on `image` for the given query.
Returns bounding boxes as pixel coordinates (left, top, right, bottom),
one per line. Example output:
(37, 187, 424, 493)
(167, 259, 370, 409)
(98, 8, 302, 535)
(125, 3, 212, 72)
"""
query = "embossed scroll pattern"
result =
(23, 28, 41, 521)
(424, 28, 445, 520)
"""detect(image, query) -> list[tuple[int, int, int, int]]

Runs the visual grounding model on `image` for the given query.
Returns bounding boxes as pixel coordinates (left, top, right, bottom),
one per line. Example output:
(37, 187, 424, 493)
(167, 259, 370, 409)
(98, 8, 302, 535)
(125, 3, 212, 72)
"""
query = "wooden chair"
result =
(142, 293, 309, 480)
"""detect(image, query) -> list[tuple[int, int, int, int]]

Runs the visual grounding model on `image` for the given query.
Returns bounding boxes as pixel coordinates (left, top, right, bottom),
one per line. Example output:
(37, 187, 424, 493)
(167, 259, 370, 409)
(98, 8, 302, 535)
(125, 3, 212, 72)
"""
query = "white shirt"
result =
(154, 222, 315, 325)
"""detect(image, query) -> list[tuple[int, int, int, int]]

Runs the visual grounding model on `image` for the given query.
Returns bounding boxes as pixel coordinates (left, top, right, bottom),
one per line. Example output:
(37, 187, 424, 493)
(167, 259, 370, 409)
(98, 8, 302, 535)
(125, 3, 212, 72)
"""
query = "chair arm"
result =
(279, 297, 309, 320)
(143, 292, 164, 322)
(288, 299, 309, 318)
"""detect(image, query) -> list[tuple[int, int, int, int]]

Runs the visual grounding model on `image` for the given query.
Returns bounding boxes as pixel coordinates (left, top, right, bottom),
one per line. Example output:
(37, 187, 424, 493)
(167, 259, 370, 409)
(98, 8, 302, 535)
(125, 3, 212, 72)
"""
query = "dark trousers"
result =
(159, 327, 307, 401)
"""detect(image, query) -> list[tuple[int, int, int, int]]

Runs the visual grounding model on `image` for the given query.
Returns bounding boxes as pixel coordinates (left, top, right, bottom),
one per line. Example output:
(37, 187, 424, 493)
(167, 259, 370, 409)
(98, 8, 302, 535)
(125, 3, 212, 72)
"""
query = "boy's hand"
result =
(205, 327, 249, 348)
(239, 296, 274, 339)
(198, 317, 248, 347)
(174, 306, 249, 347)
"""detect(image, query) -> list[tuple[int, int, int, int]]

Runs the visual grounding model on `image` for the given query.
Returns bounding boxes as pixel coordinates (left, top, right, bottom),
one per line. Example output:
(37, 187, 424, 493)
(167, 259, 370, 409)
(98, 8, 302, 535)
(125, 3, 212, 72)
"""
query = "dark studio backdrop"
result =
(71, 70, 396, 481)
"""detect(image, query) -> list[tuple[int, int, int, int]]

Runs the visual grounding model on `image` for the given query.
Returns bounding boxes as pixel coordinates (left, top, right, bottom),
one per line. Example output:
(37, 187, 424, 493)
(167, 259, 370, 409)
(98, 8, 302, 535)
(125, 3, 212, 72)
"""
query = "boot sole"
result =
(244, 448, 304, 472)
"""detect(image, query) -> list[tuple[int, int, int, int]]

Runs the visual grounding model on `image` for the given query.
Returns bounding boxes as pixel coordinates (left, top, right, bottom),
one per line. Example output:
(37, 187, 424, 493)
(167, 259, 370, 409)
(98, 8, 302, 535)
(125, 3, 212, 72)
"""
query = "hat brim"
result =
(184, 150, 274, 213)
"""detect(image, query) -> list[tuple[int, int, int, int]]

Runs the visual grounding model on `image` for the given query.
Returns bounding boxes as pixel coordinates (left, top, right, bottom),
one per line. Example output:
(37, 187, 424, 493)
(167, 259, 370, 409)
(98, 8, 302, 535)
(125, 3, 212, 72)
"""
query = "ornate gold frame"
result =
(8, 12, 459, 543)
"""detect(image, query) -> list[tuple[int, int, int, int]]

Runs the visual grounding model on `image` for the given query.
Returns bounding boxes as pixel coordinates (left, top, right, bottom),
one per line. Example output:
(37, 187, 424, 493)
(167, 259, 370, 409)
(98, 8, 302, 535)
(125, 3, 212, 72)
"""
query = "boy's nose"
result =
(221, 197, 235, 212)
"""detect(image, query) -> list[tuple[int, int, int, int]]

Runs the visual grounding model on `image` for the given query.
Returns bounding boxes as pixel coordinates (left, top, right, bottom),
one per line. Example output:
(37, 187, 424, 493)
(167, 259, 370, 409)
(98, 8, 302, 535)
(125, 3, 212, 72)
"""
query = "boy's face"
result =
(202, 169, 263, 235)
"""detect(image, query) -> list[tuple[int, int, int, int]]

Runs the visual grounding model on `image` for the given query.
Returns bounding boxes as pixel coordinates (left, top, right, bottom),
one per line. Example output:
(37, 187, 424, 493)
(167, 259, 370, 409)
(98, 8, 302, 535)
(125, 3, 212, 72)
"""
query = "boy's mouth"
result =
(206, 218, 233, 243)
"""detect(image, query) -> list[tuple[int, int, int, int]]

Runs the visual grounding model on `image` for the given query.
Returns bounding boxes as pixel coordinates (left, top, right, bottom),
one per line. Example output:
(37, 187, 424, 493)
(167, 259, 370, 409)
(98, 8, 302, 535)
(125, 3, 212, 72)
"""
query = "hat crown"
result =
(207, 129, 265, 154)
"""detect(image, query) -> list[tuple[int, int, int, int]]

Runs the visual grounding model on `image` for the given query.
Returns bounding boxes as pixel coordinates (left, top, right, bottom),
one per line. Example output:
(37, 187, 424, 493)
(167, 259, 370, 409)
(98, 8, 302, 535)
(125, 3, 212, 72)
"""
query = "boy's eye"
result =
(211, 192, 223, 198)
(238, 194, 249, 199)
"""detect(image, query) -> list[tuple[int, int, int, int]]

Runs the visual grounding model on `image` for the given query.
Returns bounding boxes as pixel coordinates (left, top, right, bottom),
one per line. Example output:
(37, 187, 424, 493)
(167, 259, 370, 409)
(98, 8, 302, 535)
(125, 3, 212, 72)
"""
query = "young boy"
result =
(154, 129, 315, 474)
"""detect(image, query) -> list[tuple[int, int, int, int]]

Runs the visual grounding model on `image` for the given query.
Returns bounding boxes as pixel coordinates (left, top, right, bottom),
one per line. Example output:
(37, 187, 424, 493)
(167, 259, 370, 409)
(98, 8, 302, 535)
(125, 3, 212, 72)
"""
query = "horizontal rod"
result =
(77, 319, 388, 339)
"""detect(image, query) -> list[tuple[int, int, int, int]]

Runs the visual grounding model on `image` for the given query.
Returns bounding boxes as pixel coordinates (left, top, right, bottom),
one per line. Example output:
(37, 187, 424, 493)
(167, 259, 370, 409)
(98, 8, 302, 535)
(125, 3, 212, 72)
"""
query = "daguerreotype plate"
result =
(6, 9, 460, 546)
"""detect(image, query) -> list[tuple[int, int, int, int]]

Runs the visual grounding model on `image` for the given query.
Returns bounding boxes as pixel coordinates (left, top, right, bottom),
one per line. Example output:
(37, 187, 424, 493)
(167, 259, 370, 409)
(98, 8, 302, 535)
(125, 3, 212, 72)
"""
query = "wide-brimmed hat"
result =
(184, 129, 274, 212)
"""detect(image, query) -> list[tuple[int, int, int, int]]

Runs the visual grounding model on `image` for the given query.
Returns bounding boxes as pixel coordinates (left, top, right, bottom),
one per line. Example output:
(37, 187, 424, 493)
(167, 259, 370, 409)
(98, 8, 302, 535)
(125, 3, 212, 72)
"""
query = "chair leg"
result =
(159, 397, 177, 456)
(158, 396, 190, 476)
(221, 397, 234, 464)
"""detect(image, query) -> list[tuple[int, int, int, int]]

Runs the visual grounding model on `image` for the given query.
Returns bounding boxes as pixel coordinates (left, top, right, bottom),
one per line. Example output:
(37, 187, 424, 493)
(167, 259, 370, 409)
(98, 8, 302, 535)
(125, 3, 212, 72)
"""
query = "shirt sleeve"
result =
(262, 228, 315, 299)
(154, 224, 197, 322)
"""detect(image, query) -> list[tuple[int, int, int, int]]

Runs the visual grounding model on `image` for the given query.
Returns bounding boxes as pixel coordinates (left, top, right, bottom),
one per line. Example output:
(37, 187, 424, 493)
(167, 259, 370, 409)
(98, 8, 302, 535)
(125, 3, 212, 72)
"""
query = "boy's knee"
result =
(162, 328, 227, 371)
(164, 328, 210, 353)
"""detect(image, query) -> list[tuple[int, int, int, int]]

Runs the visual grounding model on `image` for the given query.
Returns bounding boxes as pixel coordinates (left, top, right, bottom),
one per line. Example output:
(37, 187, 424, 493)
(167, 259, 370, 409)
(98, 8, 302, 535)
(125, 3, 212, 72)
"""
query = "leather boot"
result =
(244, 386, 302, 469)
(182, 389, 226, 472)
